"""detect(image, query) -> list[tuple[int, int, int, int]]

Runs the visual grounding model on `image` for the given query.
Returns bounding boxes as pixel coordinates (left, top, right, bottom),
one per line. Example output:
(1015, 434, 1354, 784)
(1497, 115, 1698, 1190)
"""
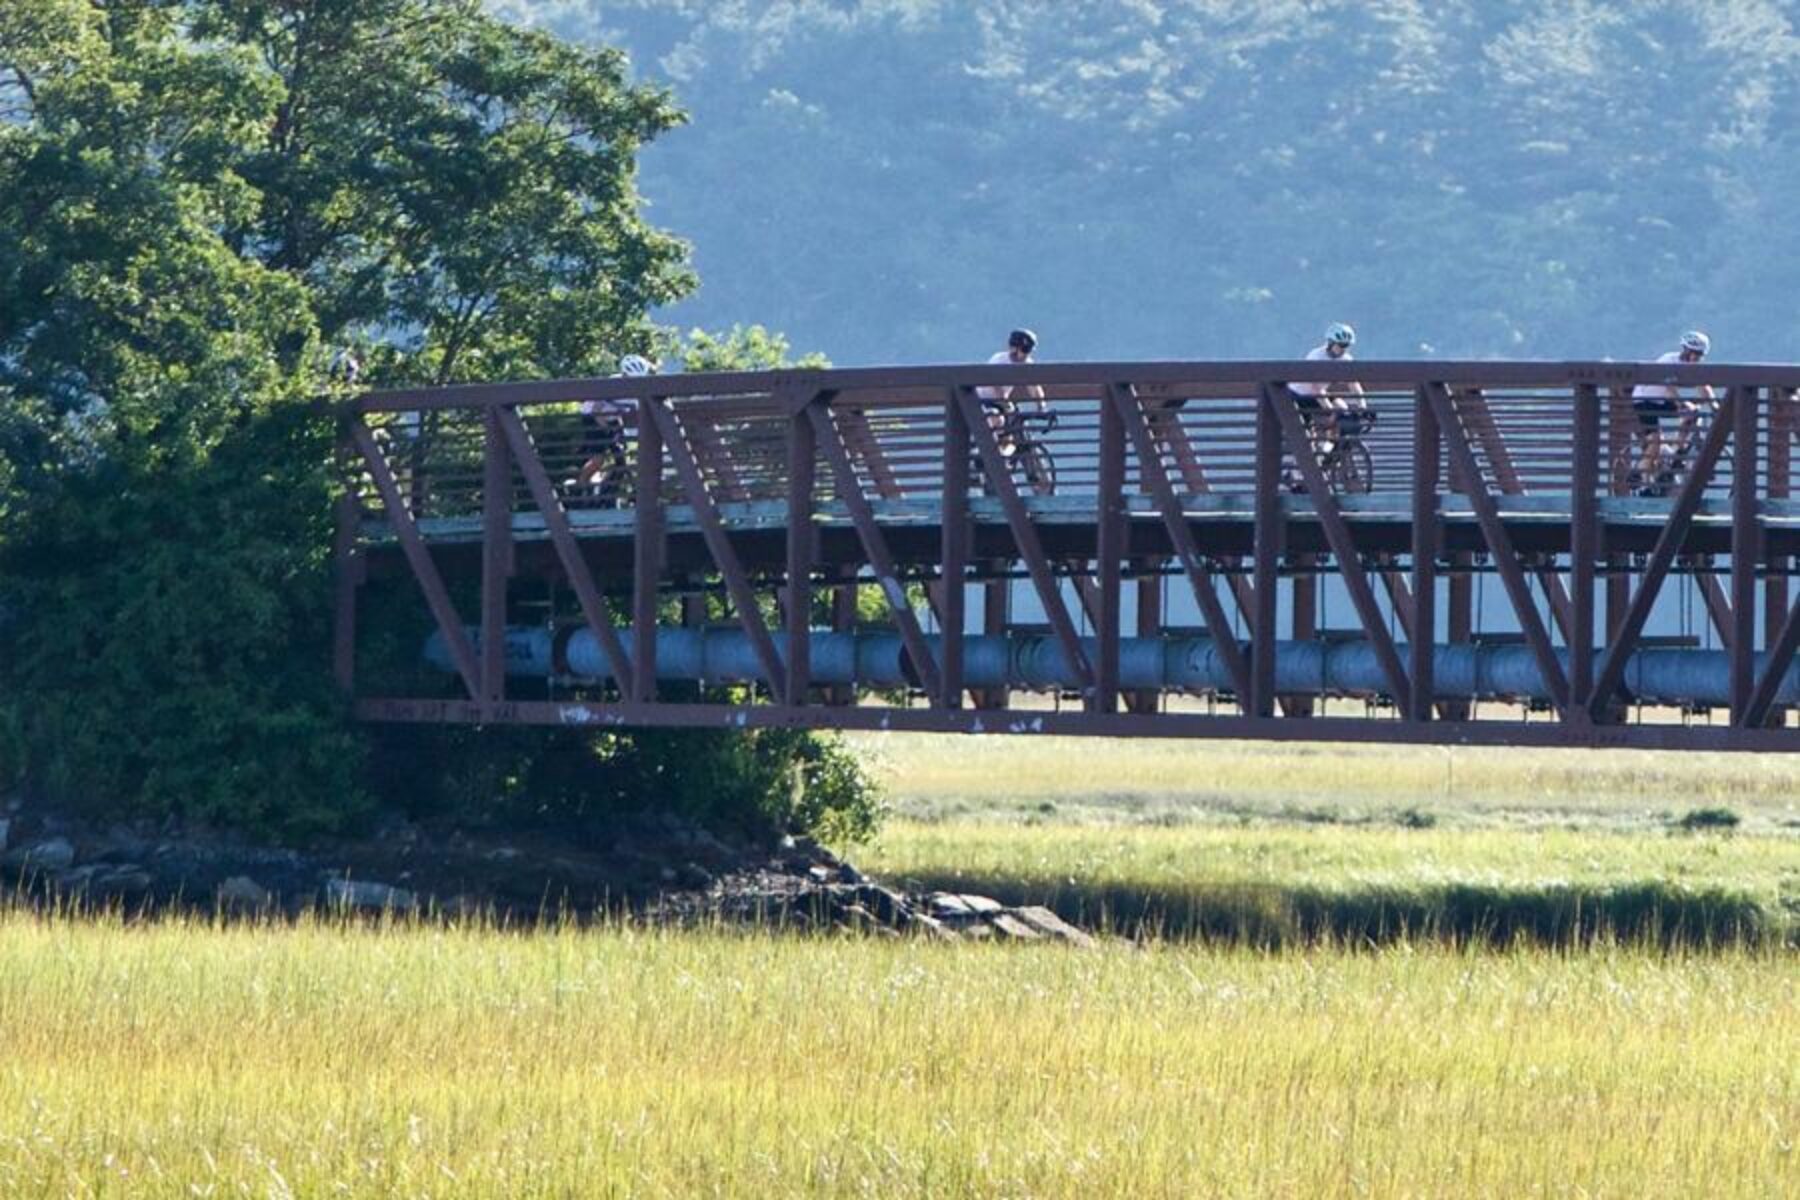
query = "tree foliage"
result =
(505, 0, 1800, 365)
(0, 1, 883, 839)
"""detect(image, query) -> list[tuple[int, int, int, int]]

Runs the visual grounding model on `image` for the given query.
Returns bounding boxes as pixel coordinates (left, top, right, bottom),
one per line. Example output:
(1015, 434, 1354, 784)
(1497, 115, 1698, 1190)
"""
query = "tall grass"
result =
(847, 732, 1800, 831)
(0, 912, 1794, 1197)
(861, 822, 1800, 945)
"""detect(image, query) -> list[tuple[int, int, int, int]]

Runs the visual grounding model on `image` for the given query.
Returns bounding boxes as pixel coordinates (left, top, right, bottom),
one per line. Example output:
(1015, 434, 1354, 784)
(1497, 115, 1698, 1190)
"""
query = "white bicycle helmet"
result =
(1326, 322, 1356, 348)
(618, 353, 656, 377)
(1679, 330, 1711, 356)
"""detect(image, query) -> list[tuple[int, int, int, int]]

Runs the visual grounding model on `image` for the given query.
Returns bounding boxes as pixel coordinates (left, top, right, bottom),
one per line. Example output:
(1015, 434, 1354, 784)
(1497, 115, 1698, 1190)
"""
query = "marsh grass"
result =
(861, 822, 1800, 946)
(0, 910, 1794, 1197)
(848, 732, 1800, 832)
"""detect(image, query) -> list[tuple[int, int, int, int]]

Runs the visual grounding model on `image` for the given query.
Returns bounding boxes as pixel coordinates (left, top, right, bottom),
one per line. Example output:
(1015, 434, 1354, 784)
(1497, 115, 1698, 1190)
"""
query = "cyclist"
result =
(977, 328, 1049, 485)
(574, 353, 653, 504)
(1288, 322, 1369, 488)
(1630, 330, 1715, 493)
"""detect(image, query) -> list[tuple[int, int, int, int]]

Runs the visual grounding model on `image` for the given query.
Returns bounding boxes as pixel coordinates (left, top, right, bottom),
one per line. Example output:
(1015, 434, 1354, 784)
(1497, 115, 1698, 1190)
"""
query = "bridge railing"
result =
(336, 360, 1800, 749)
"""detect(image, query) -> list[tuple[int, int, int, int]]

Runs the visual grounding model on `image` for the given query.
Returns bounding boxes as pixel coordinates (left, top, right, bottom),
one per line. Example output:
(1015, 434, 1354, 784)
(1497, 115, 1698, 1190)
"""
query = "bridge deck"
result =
(336, 360, 1800, 749)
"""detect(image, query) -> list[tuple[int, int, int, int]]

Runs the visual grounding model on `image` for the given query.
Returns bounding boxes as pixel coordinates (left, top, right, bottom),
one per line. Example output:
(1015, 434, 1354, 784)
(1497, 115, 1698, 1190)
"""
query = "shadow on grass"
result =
(883, 871, 1787, 950)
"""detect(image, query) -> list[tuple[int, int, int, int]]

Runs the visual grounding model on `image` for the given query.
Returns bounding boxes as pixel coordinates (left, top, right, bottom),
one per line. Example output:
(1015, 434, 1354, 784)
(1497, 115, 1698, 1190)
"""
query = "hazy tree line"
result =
(499, 0, 1799, 366)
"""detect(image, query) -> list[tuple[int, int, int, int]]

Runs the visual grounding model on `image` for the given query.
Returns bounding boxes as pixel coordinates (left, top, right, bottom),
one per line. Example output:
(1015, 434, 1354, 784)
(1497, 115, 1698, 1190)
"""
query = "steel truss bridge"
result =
(337, 360, 1800, 751)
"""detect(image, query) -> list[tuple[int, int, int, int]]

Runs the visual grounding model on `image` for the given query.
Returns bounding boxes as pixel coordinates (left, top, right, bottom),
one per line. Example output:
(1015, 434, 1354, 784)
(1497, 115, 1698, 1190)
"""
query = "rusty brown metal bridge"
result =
(336, 360, 1800, 750)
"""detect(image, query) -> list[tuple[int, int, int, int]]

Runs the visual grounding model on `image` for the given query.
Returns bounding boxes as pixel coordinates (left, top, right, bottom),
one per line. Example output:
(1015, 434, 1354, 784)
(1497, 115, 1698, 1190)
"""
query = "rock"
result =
(989, 913, 1043, 941)
(217, 875, 272, 911)
(104, 824, 151, 858)
(926, 892, 973, 918)
(52, 864, 104, 892)
(927, 892, 1003, 921)
(850, 884, 909, 925)
(675, 862, 713, 890)
(905, 912, 958, 940)
(658, 866, 678, 885)
(1009, 905, 1098, 948)
(96, 867, 154, 897)
(807, 865, 835, 885)
(836, 862, 866, 885)
(325, 878, 416, 911)
(4, 836, 76, 872)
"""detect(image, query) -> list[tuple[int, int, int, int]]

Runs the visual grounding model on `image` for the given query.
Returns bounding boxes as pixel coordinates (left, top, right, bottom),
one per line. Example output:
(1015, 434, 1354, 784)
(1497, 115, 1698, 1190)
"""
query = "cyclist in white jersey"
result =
(977, 327, 1046, 455)
(1287, 323, 1368, 488)
(574, 353, 653, 503)
(1629, 331, 1714, 492)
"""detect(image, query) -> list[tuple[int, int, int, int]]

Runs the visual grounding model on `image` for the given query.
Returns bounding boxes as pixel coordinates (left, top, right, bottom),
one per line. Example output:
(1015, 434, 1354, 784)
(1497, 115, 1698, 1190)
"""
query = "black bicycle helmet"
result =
(1008, 328, 1038, 353)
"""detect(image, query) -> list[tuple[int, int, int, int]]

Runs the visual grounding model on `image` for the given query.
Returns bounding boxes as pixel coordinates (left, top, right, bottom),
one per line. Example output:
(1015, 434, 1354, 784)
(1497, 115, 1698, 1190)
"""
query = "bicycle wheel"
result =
(1023, 444, 1057, 495)
(1331, 440, 1374, 494)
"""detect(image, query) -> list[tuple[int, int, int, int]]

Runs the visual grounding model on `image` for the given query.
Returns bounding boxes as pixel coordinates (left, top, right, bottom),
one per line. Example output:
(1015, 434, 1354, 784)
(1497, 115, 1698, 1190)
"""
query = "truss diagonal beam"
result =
(349, 418, 480, 699)
(955, 388, 1094, 693)
(1427, 384, 1571, 714)
(1586, 391, 1737, 719)
(811, 401, 943, 698)
(649, 399, 789, 703)
(1264, 385, 1412, 704)
(1106, 384, 1252, 697)
(1455, 387, 1576, 641)
(496, 408, 637, 697)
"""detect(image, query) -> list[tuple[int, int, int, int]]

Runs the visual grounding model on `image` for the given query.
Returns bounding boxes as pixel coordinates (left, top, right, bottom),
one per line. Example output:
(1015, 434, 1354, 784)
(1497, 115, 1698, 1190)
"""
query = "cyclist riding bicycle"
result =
(1629, 330, 1715, 494)
(977, 326, 1046, 450)
(574, 352, 653, 504)
(1287, 322, 1370, 490)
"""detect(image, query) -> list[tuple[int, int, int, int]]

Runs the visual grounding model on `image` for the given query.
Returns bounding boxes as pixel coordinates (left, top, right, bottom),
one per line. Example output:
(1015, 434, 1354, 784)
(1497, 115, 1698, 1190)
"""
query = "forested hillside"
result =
(497, 0, 1799, 365)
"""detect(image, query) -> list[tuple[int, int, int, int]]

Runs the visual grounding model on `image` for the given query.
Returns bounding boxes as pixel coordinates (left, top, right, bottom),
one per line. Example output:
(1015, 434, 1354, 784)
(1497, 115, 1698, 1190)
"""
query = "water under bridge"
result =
(336, 359, 1800, 751)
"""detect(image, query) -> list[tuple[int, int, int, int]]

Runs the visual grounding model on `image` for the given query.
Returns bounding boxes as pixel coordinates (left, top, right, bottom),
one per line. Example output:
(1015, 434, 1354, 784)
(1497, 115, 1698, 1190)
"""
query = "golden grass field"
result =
(2, 734, 1795, 1196)
(0, 913, 1794, 1198)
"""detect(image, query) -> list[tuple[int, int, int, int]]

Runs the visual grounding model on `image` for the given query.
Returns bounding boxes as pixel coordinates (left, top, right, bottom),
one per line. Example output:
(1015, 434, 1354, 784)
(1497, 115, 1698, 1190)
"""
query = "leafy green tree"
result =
(193, 0, 694, 384)
(0, 0, 780, 835)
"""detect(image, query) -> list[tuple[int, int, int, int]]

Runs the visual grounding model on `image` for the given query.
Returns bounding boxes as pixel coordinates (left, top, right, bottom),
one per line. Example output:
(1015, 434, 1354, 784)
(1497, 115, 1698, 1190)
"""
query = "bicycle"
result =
(1610, 398, 1723, 497)
(985, 406, 1058, 495)
(1293, 406, 1375, 495)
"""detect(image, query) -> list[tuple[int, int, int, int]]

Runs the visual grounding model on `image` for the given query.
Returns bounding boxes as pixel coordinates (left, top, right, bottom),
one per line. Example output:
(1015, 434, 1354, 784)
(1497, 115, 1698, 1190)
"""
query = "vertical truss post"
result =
(940, 388, 971, 708)
(1605, 387, 1634, 641)
(332, 431, 364, 695)
(1767, 394, 1792, 722)
(1095, 382, 1127, 713)
(1731, 387, 1761, 723)
(1251, 387, 1283, 717)
(829, 567, 858, 707)
(785, 392, 819, 707)
(979, 573, 1010, 710)
(481, 408, 514, 706)
(1588, 392, 1736, 720)
(1409, 386, 1442, 721)
(632, 396, 664, 704)
(1286, 557, 1318, 718)
(1569, 384, 1600, 716)
(1128, 560, 1164, 714)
